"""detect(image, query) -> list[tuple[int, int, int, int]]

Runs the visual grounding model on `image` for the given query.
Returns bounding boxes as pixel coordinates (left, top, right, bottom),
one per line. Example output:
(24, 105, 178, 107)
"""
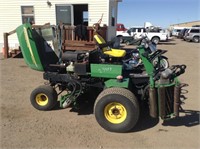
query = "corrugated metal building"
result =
(0, 0, 122, 52)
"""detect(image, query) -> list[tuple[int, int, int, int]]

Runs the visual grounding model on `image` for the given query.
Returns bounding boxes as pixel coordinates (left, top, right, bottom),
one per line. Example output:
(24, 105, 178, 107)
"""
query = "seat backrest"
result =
(16, 23, 58, 72)
(94, 34, 109, 52)
(94, 33, 126, 58)
(94, 34, 106, 44)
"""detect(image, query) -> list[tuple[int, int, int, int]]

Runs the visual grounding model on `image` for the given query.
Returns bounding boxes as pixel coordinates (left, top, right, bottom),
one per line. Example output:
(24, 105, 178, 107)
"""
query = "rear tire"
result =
(30, 85, 58, 111)
(94, 87, 139, 132)
(193, 36, 199, 43)
(120, 37, 124, 43)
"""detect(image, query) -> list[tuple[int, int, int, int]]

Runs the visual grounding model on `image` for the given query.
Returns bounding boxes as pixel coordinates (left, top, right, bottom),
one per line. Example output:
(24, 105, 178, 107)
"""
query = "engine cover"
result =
(62, 51, 79, 62)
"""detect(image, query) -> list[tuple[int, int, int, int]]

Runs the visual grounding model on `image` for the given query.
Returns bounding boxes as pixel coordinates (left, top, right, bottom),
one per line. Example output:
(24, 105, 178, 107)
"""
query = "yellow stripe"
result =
(23, 27, 38, 68)
(94, 34, 106, 44)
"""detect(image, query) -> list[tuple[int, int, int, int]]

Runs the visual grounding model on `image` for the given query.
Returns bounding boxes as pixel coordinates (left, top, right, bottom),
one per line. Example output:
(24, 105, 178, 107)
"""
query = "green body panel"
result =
(138, 46, 156, 88)
(90, 64, 122, 78)
(155, 75, 180, 88)
(138, 46, 154, 75)
(105, 78, 129, 88)
(16, 23, 44, 71)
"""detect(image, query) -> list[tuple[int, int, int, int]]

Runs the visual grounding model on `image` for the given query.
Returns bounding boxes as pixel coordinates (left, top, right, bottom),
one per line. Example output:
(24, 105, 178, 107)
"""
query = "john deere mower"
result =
(16, 23, 186, 133)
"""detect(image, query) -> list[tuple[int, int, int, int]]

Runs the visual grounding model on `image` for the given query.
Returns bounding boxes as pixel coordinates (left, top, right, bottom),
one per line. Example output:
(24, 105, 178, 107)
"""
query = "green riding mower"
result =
(16, 23, 186, 132)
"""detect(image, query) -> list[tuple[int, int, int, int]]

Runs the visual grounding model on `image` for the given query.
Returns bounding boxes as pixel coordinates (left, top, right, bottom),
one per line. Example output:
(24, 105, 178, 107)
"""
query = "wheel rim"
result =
(104, 102, 127, 124)
(36, 93, 48, 106)
(153, 58, 168, 69)
(154, 40, 158, 44)
(194, 37, 199, 42)
(120, 37, 123, 43)
(153, 38, 159, 44)
(160, 59, 168, 68)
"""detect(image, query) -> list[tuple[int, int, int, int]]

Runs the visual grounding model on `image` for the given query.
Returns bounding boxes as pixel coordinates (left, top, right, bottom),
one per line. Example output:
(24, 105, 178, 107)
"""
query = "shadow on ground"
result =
(68, 95, 199, 132)
(52, 83, 199, 132)
(158, 41, 176, 45)
(130, 102, 159, 132)
(162, 110, 200, 127)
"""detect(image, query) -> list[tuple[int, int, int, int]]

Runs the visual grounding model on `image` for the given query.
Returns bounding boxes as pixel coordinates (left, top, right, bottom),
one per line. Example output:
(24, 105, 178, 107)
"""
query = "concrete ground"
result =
(0, 38, 200, 149)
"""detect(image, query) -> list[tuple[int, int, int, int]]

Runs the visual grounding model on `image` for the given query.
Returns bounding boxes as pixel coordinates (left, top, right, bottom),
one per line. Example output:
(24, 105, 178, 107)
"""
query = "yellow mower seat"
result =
(94, 34, 126, 58)
(103, 49, 126, 57)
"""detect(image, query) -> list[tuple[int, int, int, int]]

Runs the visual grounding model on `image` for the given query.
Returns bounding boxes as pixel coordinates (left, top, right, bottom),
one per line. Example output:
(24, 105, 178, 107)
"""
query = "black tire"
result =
(30, 85, 58, 111)
(193, 36, 199, 43)
(151, 37, 160, 44)
(120, 37, 124, 43)
(94, 87, 139, 132)
(153, 56, 169, 69)
(126, 41, 131, 45)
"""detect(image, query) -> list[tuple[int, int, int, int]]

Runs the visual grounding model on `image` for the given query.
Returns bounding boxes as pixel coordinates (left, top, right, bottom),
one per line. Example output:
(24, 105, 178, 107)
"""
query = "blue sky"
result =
(117, 0, 200, 28)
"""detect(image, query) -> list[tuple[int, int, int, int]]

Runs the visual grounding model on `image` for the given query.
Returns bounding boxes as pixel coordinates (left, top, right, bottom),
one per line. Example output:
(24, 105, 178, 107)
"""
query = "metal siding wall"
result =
(170, 21, 200, 28)
(0, 1, 22, 48)
(0, 0, 116, 50)
(88, 1, 108, 26)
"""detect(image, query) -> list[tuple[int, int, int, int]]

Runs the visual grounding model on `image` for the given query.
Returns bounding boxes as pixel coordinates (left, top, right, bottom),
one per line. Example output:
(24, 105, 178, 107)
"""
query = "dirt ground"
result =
(0, 38, 200, 149)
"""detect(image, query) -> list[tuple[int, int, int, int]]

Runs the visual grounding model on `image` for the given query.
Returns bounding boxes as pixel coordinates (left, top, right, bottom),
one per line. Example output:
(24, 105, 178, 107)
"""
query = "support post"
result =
(3, 33, 9, 58)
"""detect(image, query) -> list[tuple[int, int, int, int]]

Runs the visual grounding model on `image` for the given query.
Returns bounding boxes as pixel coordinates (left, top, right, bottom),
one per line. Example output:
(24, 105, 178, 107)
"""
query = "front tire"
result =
(30, 85, 58, 111)
(153, 56, 169, 69)
(126, 40, 131, 45)
(94, 87, 139, 132)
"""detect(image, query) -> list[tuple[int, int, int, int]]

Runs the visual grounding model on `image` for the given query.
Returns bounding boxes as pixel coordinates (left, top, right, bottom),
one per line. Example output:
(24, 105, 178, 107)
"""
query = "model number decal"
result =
(97, 67, 112, 73)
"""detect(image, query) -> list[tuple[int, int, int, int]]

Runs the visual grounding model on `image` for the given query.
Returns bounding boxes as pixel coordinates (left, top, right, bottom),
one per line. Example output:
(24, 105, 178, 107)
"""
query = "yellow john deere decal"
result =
(23, 27, 38, 67)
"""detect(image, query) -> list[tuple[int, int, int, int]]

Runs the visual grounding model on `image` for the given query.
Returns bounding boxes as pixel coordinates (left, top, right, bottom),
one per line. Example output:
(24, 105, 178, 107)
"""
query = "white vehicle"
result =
(117, 25, 168, 44)
(171, 27, 185, 37)
(116, 26, 144, 37)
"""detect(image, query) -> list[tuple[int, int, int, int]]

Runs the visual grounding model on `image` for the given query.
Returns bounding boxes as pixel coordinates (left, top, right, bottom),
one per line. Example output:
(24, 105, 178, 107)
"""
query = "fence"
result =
(3, 24, 107, 58)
